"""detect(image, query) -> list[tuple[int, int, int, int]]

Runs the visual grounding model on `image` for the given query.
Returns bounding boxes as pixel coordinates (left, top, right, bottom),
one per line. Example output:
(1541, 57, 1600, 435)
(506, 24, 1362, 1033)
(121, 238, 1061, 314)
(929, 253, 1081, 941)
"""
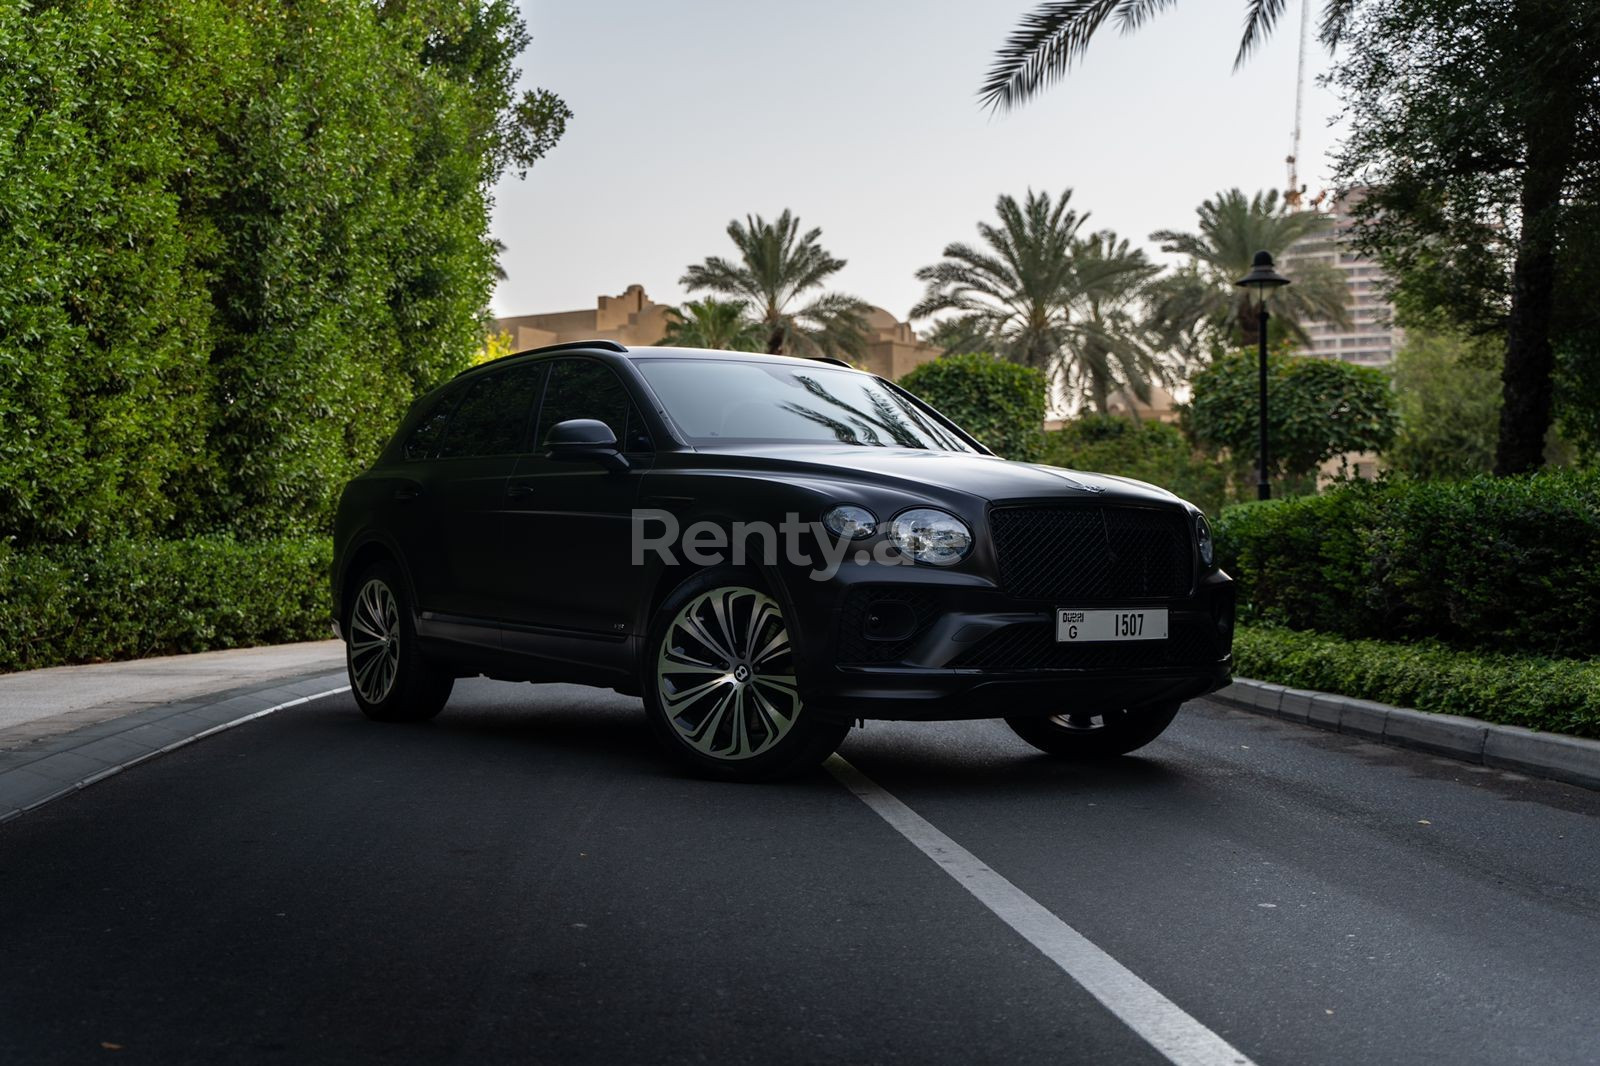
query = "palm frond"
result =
(978, 0, 1130, 112)
(1235, 0, 1288, 68)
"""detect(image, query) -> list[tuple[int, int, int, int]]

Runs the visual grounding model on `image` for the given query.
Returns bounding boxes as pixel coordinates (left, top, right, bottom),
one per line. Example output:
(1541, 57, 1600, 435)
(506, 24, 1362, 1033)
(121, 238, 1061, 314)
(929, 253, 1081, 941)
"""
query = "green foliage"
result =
(1147, 189, 1351, 356)
(0, 536, 332, 672)
(0, 0, 567, 546)
(659, 298, 765, 352)
(1234, 624, 1600, 740)
(912, 190, 1172, 412)
(1183, 349, 1397, 488)
(680, 211, 870, 360)
(1388, 328, 1501, 479)
(898, 354, 1047, 462)
(1216, 470, 1600, 658)
(1042, 416, 1227, 517)
(1330, 0, 1599, 473)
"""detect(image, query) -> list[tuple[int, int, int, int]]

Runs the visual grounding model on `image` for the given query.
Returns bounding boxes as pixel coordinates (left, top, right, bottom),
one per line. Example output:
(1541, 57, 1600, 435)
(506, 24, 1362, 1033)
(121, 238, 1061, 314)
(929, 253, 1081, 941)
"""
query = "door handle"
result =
(393, 485, 421, 501)
(506, 484, 537, 499)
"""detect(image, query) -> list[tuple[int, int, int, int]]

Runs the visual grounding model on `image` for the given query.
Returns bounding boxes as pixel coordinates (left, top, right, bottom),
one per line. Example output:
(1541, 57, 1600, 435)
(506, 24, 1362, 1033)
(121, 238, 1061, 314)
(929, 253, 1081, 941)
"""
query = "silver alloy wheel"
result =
(656, 586, 801, 761)
(349, 577, 401, 705)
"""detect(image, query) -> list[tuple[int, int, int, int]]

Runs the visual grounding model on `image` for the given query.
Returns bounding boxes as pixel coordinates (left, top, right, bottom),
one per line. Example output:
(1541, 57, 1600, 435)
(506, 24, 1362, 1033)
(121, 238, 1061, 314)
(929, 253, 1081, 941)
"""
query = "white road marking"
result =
(825, 754, 1256, 1066)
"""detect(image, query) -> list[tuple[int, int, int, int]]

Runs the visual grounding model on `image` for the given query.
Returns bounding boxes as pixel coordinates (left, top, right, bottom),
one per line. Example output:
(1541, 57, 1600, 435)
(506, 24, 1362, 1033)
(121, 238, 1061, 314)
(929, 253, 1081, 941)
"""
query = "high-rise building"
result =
(1282, 191, 1401, 366)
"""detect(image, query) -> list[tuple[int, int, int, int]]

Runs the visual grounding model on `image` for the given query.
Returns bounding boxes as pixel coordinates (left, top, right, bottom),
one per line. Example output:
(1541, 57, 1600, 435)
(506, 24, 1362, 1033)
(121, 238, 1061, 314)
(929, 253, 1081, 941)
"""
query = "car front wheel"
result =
(346, 561, 453, 723)
(643, 571, 848, 782)
(1005, 702, 1181, 759)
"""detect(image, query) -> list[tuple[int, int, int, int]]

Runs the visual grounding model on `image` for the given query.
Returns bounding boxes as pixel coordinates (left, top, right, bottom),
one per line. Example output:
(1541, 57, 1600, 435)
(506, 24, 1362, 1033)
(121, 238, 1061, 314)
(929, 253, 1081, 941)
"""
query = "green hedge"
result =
(898, 353, 1047, 462)
(1042, 416, 1227, 517)
(1216, 469, 1600, 658)
(0, 536, 332, 673)
(1234, 624, 1600, 739)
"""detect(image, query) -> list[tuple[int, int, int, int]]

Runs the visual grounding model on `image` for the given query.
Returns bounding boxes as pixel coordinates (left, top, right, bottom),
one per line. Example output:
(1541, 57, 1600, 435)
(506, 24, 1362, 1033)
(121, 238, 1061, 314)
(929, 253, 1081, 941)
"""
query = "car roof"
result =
(453, 341, 864, 382)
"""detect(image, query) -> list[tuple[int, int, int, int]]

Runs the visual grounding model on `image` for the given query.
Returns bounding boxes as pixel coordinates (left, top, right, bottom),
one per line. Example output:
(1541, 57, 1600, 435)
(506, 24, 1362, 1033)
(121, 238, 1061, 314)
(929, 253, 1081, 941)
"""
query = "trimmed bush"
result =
(1216, 469, 1600, 657)
(898, 353, 1047, 461)
(1043, 416, 1227, 516)
(0, 536, 332, 673)
(1234, 624, 1600, 739)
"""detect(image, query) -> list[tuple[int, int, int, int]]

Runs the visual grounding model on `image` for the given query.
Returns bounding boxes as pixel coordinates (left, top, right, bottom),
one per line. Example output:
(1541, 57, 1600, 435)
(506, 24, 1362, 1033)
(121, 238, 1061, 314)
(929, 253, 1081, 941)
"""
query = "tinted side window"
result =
(537, 359, 631, 445)
(402, 388, 460, 461)
(436, 364, 545, 459)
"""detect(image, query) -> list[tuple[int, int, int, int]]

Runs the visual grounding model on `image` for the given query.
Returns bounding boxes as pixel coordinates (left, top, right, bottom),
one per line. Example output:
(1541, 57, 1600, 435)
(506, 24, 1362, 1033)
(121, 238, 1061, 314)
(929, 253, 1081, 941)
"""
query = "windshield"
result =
(636, 358, 977, 452)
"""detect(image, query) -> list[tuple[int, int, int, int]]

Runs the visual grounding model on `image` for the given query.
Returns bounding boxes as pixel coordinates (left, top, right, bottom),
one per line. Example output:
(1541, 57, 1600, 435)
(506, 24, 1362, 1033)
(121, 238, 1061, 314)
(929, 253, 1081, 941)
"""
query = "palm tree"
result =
(657, 298, 765, 352)
(680, 211, 871, 361)
(912, 189, 1169, 411)
(1147, 189, 1350, 355)
(911, 188, 1087, 371)
(1063, 231, 1169, 414)
(979, 0, 1360, 111)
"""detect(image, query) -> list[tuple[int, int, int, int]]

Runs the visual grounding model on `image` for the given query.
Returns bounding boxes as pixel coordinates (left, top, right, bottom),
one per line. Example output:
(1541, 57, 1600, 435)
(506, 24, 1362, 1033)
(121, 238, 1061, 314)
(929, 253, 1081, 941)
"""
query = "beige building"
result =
(1282, 192, 1402, 367)
(493, 285, 941, 382)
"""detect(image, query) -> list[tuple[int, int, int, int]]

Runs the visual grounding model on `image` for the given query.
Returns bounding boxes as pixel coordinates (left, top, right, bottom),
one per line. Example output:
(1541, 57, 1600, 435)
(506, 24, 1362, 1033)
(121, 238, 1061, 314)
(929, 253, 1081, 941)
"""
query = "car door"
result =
(401, 362, 545, 626)
(498, 357, 651, 641)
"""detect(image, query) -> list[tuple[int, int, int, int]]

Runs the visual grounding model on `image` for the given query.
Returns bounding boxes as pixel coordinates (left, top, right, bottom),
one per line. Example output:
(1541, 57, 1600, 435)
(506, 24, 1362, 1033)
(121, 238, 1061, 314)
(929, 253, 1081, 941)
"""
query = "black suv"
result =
(333, 342, 1233, 780)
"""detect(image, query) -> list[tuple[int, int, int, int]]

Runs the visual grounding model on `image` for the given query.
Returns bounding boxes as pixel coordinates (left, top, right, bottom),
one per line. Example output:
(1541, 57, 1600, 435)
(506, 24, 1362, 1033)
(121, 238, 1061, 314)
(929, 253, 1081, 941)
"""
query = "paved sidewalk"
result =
(0, 641, 345, 749)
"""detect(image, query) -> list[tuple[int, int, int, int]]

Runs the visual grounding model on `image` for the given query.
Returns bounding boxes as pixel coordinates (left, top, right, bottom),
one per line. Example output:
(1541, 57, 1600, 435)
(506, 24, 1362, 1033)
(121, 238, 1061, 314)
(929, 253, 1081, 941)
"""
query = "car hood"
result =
(693, 445, 1185, 508)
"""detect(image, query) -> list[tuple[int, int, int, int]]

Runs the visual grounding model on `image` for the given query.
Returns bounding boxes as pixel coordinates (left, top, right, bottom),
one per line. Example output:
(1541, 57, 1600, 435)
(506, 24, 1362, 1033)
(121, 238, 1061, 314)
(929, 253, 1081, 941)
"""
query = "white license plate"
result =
(1055, 608, 1168, 643)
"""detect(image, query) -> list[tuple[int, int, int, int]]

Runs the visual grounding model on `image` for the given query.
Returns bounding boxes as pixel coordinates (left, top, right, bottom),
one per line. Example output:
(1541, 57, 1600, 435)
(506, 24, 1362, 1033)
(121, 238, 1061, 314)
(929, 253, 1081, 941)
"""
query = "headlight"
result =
(822, 504, 877, 539)
(889, 508, 972, 565)
(1195, 513, 1215, 568)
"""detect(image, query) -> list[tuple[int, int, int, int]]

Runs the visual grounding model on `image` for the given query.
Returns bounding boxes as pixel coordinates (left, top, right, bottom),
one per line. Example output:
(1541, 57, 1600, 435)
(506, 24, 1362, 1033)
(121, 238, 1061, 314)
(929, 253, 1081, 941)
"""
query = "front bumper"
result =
(789, 566, 1235, 723)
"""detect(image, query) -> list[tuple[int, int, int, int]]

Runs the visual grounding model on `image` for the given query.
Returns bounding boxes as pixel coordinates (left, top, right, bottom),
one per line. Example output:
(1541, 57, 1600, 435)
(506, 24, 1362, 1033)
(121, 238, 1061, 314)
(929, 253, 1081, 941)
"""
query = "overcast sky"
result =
(489, 0, 1347, 323)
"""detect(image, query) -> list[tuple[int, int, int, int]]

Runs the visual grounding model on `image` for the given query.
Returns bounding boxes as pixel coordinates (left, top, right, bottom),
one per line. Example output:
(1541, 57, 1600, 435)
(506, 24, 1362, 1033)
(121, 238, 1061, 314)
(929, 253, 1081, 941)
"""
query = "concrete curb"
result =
(0, 670, 349, 824)
(1211, 678, 1600, 792)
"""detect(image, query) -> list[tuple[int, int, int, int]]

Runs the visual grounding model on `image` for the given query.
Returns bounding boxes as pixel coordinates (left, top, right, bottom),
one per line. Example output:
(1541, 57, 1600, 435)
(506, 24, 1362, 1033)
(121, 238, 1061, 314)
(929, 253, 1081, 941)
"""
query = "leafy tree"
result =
(658, 298, 765, 351)
(0, 0, 568, 545)
(680, 211, 870, 360)
(1387, 329, 1501, 480)
(913, 190, 1168, 410)
(1147, 189, 1350, 354)
(897, 354, 1048, 461)
(1043, 416, 1227, 517)
(1330, 0, 1600, 475)
(1182, 349, 1397, 492)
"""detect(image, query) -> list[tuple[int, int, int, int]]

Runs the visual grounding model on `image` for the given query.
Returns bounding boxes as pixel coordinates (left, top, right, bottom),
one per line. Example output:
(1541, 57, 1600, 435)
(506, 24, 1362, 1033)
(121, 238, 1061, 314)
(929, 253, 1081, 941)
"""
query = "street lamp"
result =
(1235, 250, 1291, 501)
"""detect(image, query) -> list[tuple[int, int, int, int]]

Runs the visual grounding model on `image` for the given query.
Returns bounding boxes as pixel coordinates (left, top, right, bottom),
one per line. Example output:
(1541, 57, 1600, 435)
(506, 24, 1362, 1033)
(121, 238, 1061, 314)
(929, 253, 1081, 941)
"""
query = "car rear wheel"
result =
(1005, 702, 1181, 759)
(346, 562, 453, 723)
(643, 571, 848, 782)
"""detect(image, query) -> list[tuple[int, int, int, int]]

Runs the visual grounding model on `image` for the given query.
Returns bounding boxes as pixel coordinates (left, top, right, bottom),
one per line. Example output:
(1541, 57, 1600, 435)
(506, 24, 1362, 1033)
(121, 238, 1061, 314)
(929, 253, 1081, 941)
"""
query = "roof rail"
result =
(453, 339, 629, 379)
(516, 339, 628, 356)
(811, 356, 857, 369)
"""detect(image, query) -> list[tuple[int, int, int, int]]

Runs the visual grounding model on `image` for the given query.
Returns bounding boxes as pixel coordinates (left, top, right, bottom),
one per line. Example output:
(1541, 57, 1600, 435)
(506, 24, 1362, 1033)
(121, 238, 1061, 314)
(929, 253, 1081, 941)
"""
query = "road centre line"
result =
(825, 755, 1256, 1066)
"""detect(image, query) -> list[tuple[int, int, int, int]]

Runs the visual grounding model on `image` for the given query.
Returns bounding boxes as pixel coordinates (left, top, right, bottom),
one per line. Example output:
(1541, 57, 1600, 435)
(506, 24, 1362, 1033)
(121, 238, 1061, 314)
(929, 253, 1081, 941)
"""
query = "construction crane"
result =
(1284, 0, 1312, 209)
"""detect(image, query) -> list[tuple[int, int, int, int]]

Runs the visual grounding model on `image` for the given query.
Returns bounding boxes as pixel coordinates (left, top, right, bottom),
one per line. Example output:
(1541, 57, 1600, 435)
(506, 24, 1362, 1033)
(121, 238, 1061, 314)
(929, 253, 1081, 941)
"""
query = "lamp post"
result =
(1235, 250, 1291, 500)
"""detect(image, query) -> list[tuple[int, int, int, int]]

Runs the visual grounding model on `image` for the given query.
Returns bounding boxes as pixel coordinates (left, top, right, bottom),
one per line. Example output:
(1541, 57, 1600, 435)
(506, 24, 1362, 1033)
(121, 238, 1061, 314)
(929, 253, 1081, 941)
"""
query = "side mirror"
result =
(546, 418, 629, 472)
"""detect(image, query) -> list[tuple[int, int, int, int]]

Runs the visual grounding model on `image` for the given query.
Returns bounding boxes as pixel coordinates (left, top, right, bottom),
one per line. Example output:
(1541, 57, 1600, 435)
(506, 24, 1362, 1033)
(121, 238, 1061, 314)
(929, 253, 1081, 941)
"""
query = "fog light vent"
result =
(863, 601, 917, 642)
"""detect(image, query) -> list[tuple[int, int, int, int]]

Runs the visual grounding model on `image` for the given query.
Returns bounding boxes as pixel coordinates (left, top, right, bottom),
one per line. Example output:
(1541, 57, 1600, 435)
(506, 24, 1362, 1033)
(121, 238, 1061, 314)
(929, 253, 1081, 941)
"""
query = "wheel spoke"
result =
(656, 586, 804, 762)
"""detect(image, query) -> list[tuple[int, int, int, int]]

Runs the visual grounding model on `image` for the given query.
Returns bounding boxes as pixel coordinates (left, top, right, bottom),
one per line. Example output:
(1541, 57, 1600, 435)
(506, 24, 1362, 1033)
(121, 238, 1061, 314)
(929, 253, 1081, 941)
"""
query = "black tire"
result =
(1005, 702, 1181, 759)
(642, 569, 849, 782)
(345, 561, 453, 723)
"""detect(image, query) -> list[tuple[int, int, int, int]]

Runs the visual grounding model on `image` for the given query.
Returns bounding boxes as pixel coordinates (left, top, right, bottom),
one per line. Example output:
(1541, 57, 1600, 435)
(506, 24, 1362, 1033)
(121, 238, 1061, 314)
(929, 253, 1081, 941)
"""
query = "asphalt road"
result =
(3, 679, 1599, 1066)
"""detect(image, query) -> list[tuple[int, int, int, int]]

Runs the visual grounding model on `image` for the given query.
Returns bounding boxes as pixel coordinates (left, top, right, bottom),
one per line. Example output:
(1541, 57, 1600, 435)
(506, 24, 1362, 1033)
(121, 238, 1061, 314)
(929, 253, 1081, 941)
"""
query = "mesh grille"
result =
(949, 620, 1217, 671)
(835, 586, 942, 664)
(990, 505, 1192, 600)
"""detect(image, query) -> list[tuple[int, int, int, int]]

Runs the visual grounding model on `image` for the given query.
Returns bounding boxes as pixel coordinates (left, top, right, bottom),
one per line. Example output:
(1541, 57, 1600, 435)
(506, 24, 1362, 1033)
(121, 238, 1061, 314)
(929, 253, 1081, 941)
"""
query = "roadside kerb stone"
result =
(1210, 678, 1599, 792)
(1484, 727, 1600, 791)
(0, 671, 348, 824)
